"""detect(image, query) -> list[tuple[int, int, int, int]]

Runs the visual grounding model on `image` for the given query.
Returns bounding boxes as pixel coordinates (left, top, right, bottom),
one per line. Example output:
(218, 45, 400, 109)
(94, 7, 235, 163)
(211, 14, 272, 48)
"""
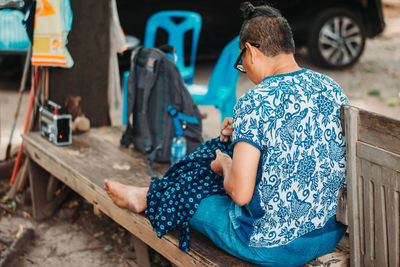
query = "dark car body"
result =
(117, 0, 385, 68)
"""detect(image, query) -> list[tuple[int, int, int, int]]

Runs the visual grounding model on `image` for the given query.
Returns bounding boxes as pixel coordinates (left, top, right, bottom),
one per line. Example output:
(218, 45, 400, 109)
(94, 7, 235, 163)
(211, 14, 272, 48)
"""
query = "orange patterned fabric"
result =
(31, 0, 73, 67)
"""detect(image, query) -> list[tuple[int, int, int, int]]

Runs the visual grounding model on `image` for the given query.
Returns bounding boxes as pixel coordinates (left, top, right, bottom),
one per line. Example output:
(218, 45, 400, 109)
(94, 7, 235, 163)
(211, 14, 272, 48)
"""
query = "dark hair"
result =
(239, 2, 295, 57)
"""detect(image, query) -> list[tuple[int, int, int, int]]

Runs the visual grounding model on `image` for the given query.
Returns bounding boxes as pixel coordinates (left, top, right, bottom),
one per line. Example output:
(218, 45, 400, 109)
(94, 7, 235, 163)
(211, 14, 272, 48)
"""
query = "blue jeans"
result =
(189, 195, 346, 267)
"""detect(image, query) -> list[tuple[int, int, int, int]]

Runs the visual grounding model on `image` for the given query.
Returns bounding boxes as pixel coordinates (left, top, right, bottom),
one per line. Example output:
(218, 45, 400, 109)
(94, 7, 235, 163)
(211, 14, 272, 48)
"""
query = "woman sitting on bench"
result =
(104, 2, 348, 266)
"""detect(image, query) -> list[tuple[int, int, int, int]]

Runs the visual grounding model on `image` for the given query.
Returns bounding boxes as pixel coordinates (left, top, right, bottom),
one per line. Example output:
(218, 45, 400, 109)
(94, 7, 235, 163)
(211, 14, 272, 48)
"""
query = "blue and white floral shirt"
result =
(231, 68, 349, 247)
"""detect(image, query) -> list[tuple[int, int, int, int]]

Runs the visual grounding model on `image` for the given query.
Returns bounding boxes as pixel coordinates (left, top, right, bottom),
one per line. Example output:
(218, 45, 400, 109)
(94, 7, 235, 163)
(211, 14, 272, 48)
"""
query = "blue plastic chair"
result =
(122, 10, 202, 125)
(144, 10, 202, 85)
(0, 9, 30, 52)
(187, 36, 240, 122)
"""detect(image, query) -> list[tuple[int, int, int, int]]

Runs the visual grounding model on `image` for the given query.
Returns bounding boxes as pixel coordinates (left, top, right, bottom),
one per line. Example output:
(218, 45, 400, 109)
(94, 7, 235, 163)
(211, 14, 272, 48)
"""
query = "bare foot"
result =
(104, 180, 148, 213)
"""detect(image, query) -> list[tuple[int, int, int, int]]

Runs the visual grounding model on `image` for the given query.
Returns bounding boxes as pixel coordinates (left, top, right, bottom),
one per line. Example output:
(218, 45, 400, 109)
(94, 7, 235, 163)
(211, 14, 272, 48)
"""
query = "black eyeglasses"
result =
(234, 43, 260, 73)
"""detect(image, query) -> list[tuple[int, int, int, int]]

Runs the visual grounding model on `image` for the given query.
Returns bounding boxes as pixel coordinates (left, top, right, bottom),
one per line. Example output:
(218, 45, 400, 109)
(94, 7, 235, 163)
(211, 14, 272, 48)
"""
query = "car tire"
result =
(307, 8, 366, 69)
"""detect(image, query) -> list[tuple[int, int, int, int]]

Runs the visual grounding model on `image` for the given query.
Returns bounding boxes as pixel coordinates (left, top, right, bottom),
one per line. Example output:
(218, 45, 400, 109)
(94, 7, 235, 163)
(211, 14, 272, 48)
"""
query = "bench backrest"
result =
(341, 105, 400, 267)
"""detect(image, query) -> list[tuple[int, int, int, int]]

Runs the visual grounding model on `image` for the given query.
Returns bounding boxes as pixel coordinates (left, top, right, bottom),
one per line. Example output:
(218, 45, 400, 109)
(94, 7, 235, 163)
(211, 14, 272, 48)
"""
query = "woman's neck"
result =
(259, 53, 300, 79)
(251, 53, 301, 85)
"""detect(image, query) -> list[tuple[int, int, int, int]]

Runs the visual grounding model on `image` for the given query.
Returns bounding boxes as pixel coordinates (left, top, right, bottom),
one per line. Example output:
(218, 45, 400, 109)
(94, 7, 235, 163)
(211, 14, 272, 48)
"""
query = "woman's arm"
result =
(211, 141, 260, 206)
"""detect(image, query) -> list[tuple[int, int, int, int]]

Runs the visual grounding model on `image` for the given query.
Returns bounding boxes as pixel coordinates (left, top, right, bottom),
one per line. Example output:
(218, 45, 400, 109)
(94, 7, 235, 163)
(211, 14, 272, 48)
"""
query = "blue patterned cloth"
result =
(145, 137, 232, 252)
(231, 68, 349, 247)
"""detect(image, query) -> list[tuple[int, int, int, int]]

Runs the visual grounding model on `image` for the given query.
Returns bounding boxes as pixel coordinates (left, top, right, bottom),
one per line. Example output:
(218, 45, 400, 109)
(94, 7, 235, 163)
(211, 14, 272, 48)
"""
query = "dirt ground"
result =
(0, 2, 399, 266)
(0, 191, 143, 267)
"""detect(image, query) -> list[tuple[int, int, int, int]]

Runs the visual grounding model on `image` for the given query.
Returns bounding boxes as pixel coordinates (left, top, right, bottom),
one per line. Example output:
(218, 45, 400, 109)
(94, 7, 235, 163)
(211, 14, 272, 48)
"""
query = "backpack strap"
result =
(136, 49, 166, 179)
(139, 48, 160, 152)
(120, 46, 144, 147)
(127, 46, 143, 127)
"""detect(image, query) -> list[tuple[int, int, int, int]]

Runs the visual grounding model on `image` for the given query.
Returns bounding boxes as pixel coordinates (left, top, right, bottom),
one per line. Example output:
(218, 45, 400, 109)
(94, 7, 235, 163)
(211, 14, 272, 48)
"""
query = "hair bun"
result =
(240, 2, 281, 20)
(241, 2, 256, 20)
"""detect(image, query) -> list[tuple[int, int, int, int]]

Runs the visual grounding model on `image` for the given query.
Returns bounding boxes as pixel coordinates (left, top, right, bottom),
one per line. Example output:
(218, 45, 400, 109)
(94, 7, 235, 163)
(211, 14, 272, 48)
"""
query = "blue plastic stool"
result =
(144, 10, 202, 85)
(0, 9, 30, 52)
(187, 36, 240, 122)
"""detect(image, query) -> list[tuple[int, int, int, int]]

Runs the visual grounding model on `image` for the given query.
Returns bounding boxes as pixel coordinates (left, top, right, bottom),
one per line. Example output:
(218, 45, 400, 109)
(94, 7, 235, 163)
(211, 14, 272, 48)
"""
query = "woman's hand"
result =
(220, 117, 233, 142)
(211, 149, 232, 176)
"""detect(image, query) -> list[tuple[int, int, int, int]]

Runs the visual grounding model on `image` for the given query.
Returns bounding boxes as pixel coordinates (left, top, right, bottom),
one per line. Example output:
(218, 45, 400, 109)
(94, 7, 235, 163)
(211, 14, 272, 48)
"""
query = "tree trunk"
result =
(49, 0, 111, 127)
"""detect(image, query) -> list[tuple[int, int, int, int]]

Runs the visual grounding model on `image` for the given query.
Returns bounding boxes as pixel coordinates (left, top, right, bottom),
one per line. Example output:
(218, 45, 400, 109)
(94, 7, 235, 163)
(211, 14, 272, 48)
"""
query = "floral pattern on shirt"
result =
(232, 69, 349, 247)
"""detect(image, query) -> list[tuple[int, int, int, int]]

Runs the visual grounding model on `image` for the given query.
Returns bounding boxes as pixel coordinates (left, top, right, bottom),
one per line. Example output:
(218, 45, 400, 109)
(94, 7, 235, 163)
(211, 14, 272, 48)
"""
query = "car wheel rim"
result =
(318, 16, 363, 66)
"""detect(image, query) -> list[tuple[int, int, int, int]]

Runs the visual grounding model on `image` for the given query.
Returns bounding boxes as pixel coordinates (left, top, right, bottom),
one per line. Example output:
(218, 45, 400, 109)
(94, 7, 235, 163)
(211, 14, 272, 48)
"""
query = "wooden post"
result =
(131, 235, 151, 267)
(343, 105, 360, 267)
(46, 175, 59, 201)
(28, 159, 70, 220)
(28, 158, 51, 220)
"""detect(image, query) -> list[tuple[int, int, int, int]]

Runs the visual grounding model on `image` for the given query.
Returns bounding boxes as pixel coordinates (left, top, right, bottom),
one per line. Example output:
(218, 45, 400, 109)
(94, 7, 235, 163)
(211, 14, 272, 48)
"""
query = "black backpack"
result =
(120, 46, 203, 177)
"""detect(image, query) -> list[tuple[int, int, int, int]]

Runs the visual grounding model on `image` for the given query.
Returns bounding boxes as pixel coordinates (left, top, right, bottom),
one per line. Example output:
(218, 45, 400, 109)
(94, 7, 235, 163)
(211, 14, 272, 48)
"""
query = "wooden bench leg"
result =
(29, 158, 51, 220)
(28, 158, 70, 220)
(131, 235, 151, 267)
(46, 175, 59, 201)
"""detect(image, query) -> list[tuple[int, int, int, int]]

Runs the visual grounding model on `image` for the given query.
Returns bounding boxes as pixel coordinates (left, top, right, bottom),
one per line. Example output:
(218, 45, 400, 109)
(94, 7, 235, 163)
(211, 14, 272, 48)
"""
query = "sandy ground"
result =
(0, 2, 399, 266)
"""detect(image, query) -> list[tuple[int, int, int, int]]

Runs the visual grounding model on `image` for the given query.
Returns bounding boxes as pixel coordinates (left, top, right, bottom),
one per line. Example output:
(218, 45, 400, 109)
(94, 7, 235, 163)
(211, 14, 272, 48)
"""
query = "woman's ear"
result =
(244, 42, 257, 64)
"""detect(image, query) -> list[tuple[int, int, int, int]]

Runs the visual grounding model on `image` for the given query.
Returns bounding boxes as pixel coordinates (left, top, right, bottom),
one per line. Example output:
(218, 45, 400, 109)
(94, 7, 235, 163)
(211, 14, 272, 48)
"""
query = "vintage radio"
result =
(39, 100, 72, 146)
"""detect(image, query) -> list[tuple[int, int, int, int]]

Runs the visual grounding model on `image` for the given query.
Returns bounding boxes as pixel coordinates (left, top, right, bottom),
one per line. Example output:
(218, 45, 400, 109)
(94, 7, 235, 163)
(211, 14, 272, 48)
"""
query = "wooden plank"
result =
(357, 141, 400, 172)
(358, 107, 400, 155)
(356, 157, 365, 262)
(360, 159, 375, 265)
(342, 105, 361, 267)
(370, 164, 388, 266)
(28, 158, 51, 220)
(24, 130, 161, 189)
(382, 167, 400, 267)
(22, 129, 253, 267)
(90, 126, 169, 176)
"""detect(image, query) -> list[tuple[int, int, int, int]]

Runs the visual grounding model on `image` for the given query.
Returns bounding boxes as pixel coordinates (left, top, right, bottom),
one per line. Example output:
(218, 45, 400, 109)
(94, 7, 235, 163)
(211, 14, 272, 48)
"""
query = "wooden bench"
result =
(341, 105, 400, 266)
(22, 126, 351, 266)
(22, 127, 256, 266)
